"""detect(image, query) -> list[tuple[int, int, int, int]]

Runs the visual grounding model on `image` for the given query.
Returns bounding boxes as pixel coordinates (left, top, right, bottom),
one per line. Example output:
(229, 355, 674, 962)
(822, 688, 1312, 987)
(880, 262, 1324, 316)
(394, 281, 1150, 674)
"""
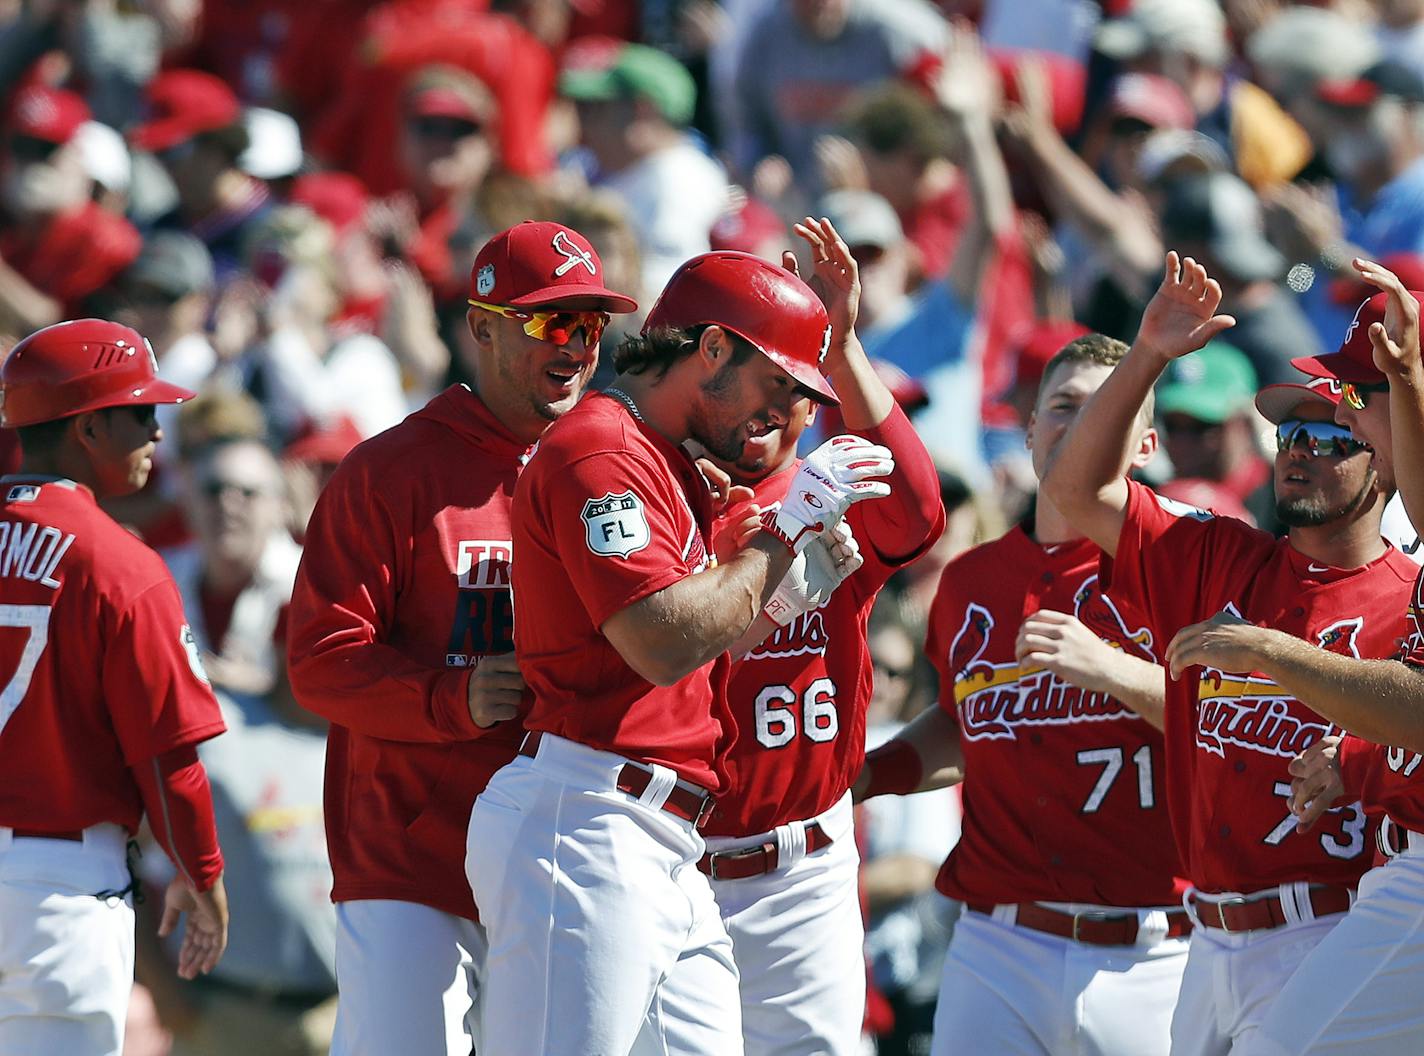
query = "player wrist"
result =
(860, 738, 923, 799)
(759, 506, 819, 555)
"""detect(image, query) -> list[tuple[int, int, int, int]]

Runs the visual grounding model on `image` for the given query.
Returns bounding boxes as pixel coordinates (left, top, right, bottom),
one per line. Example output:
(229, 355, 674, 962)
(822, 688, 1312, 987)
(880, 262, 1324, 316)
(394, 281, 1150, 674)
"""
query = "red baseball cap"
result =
(130, 70, 241, 153)
(283, 415, 364, 465)
(709, 197, 787, 255)
(1291, 290, 1424, 384)
(470, 221, 637, 311)
(291, 171, 369, 237)
(9, 85, 89, 146)
(1012, 319, 1093, 386)
(643, 250, 838, 405)
(1254, 376, 1343, 425)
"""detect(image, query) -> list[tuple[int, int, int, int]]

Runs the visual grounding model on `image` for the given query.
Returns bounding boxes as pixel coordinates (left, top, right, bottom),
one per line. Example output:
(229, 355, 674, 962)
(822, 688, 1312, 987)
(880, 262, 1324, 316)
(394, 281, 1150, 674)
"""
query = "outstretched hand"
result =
(1350, 257, 1423, 381)
(786, 216, 859, 369)
(1136, 252, 1236, 363)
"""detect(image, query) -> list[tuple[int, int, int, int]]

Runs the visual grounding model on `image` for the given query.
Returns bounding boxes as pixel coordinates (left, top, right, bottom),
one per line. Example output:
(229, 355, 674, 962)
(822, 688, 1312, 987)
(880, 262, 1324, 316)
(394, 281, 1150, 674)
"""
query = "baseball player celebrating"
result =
(1164, 264, 1424, 1055)
(468, 249, 895, 1055)
(693, 218, 942, 1055)
(857, 332, 1189, 1056)
(287, 221, 636, 1055)
(0, 319, 228, 1056)
(1042, 253, 1418, 1056)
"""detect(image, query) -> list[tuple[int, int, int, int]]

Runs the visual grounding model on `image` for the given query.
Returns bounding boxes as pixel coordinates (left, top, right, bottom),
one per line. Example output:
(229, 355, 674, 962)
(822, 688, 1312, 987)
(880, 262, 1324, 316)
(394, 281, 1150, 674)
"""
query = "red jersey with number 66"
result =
(1104, 480, 1416, 894)
(513, 393, 730, 792)
(704, 406, 943, 837)
(927, 527, 1186, 907)
(1338, 565, 1424, 833)
(0, 477, 225, 835)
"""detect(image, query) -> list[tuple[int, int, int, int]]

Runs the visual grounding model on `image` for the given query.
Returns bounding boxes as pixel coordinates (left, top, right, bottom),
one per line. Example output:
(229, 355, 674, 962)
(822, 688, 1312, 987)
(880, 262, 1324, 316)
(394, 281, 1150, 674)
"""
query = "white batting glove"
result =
(764, 520, 864, 626)
(761, 435, 894, 553)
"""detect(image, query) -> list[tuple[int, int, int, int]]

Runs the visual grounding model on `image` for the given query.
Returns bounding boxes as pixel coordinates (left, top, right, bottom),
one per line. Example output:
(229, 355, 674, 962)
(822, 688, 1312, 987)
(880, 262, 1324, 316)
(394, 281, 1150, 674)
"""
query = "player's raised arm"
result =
(791, 217, 943, 564)
(1041, 252, 1235, 554)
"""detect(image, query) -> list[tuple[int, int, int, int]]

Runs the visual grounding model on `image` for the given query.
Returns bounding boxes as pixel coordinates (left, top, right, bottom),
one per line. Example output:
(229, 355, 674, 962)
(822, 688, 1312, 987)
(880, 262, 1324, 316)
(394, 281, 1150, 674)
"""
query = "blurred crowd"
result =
(1, 0, 1420, 1052)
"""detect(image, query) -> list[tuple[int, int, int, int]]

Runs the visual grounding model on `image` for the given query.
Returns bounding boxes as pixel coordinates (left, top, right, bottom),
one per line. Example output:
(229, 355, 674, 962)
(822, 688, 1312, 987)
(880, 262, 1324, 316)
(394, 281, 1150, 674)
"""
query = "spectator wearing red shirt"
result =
(0, 86, 141, 334)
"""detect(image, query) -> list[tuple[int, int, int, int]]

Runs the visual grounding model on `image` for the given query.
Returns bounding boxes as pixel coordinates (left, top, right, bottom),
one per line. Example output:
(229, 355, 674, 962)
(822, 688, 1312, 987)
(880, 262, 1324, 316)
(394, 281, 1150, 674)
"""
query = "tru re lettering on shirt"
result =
(0, 520, 74, 590)
(447, 539, 515, 664)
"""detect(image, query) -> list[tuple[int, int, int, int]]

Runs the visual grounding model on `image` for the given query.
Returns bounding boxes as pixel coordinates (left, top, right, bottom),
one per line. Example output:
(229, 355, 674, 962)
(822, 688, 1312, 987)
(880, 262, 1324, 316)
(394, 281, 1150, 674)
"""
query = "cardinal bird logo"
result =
(1072, 575, 1156, 661)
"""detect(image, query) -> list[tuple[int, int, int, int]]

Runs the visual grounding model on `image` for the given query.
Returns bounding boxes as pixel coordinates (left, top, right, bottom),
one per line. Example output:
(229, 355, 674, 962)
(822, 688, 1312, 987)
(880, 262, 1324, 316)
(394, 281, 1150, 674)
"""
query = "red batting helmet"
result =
(643, 251, 839, 405)
(1, 319, 196, 428)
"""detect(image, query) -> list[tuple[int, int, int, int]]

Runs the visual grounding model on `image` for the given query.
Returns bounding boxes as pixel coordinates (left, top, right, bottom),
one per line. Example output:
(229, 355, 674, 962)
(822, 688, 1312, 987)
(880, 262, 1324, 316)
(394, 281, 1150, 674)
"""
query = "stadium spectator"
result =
(561, 39, 729, 292)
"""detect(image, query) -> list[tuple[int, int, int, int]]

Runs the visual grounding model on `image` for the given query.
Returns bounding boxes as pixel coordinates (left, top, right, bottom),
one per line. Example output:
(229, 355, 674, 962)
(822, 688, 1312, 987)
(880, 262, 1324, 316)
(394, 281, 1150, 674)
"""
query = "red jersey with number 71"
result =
(0, 478, 225, 834)
(1104, 480, 1416, 894)
(927, 527, 1186, 906)
(1338, 564, 1424, 833)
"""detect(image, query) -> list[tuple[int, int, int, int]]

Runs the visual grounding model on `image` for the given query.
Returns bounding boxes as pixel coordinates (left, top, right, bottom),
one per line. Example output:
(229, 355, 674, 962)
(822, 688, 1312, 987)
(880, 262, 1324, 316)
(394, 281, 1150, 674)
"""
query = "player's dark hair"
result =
(612, 324, 757, 380)
(1037, 333, 1155, 425)
(14, 416, 72, 456)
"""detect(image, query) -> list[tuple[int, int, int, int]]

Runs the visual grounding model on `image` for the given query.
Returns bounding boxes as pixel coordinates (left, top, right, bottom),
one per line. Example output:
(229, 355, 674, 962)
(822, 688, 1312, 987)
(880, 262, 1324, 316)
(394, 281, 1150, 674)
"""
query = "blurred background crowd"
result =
(1, 0, 1419, 1051)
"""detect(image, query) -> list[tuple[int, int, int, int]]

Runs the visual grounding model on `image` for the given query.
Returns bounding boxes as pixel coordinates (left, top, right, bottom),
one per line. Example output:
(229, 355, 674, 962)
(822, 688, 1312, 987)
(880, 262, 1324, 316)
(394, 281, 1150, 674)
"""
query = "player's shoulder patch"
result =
(1153, 493, 1215, 522)
(180, 624, 211, 685)
(582, 490, 651, 559)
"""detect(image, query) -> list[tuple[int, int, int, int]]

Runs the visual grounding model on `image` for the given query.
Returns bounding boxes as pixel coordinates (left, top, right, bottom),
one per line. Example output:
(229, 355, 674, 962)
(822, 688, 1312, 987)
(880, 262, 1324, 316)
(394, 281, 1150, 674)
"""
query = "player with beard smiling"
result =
(1041, 252, 1418, 1056)
(691, 217, 941, 1056)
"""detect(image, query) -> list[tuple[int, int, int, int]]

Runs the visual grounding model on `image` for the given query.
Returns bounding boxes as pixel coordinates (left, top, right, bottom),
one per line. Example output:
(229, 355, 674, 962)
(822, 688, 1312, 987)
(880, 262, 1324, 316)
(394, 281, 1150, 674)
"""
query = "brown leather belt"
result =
(697, 821, 834, 881)
(967, 902, 1193, 946)
(1189, 885, 1353, 933)
(10, 828, 84, 842)
(518, 731, 714, 829)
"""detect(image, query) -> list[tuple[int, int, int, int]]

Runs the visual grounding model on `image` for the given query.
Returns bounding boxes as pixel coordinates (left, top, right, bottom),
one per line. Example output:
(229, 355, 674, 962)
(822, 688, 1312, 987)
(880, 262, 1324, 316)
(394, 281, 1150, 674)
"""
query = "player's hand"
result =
(697, 457, 756, 514)
(1288, 735, 1345, 833)
(765, 521, 864, 626)
(466, 653, 526, 728)
(788, 215, 860, 366)
(1351, 257, 1423, 381)
(1165, 610, 1266, 680)
(1135, 252, 1236, 364)
(762, 435, 894, 553)
(159, 873, 229, 980)
(1014, 610, 1117, 692)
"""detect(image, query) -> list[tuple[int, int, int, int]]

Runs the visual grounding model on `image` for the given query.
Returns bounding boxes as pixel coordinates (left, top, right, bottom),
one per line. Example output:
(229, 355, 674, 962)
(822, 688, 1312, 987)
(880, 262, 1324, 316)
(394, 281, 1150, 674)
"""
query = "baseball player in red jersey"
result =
(1160, 265, 1424, 1055)
(286, 221, 637, 1056)
(856, 332, 1190, 1056)
(0, 319, 228, 1056)
(692, 219, 942, 1056)
(1043, 253, 1418, 1056)
(467, 249, 896, 1055)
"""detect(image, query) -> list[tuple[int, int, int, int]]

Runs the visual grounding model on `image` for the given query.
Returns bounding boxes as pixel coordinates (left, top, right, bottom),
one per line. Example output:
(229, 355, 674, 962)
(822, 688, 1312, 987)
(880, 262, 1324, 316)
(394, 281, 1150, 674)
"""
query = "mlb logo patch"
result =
(447, 654, 470, 667)
(476, 264, 496, 296)
(6, 484, 39, 503)
(582, 491, 650, 559)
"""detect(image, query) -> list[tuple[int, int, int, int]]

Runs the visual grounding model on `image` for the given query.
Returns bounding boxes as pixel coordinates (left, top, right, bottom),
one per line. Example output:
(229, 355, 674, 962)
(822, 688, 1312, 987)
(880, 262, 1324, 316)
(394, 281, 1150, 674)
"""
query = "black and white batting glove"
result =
(764, 520, 864, 626)
(761, 435, 894, 554)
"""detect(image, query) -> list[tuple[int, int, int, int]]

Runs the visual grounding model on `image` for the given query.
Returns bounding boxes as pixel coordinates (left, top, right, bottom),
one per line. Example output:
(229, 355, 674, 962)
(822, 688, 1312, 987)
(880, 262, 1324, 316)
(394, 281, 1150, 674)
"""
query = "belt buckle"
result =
(692, 794, 715, 829)
(708, 840, 773, 881)
(1070, 910, 1115, 943)
(1208, 895, 1248, 934)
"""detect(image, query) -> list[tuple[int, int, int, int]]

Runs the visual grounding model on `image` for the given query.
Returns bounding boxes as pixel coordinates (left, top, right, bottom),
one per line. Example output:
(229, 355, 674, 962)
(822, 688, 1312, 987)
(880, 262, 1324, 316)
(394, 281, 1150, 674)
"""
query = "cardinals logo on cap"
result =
(552, 231, 597, 278)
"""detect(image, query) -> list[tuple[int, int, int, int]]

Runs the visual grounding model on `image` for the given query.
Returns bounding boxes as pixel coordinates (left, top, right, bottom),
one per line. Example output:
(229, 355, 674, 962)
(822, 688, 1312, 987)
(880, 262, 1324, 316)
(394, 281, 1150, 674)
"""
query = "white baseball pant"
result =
(707, 792, 865, 1056)
(1170, 884, 1345, 1056)
(1242, 829, 1424, 1056)
(930, 901, 1188, 1055)
(330, 899, 486, 1056)
(0, 824, 135, 1056)
(466, 732, 742, 1056)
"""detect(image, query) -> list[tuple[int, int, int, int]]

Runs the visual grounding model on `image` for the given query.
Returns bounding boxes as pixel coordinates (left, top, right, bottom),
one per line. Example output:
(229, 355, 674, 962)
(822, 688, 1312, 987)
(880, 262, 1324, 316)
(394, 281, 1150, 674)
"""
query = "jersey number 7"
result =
(0, 604, 52, 735)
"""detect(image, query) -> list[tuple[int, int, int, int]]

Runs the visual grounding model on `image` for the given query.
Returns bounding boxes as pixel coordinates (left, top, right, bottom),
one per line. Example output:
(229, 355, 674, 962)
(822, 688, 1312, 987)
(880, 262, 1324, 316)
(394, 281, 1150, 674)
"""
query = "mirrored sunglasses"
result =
(1275, 419, 1371, 458)
(1341, 380, 1390, 411)
(468, 299, 609, 347)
